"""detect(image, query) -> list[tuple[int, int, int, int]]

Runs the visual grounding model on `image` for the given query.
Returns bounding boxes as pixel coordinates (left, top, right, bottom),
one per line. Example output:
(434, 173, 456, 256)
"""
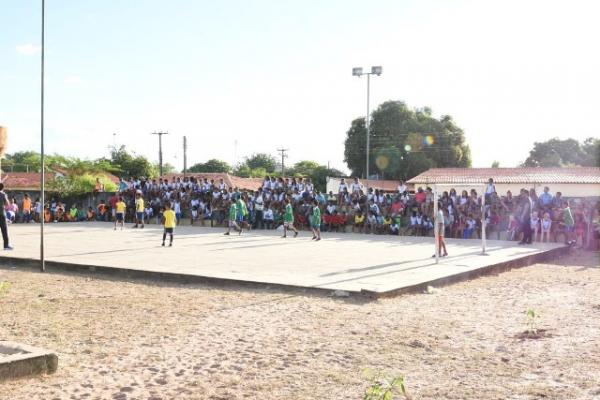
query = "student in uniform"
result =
(133, 192, 145, 228)
(311, 198, 322, 241)
(161, 201, 176, 247)
(114, 196, 126, 231)
(282, 197, 299, 238)
(224, 201, 241, 235)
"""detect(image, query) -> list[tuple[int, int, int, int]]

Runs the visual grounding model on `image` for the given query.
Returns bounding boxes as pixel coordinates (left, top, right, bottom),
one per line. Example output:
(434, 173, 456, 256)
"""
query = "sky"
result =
(1, 0, 599, 174)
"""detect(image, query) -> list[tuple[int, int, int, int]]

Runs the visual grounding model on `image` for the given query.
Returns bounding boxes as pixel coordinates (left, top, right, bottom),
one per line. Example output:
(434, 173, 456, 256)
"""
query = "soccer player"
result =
(236, 196, 250, 232)
(310, 198, 322, 241)
(162, 201, 176, 247)
(114, 196, 126, 231)
(224, 201, 241, 235)
(133, 192, 145, 228)
(282, 198, 298, 238)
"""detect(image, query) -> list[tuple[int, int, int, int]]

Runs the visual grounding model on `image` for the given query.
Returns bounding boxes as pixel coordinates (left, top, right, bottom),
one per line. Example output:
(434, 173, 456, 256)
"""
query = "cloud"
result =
(64, 75, 82, 85)
(16, 43, 41, 55)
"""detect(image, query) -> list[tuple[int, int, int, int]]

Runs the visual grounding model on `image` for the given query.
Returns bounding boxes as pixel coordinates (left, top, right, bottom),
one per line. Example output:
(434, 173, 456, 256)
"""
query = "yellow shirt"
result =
(354, 215, 365, 224)
(135, 198, 144, 213)
(163, 209, 176, 228)
(115, 201, 126, 213)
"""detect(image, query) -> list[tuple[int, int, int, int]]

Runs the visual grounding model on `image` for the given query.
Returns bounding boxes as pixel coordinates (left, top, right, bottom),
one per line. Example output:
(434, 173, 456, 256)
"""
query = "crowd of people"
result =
(5, 175, 600, 249)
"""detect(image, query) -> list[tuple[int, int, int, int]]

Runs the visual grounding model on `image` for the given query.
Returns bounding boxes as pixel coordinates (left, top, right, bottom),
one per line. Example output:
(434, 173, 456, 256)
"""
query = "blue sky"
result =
(1, 0, 599, 173)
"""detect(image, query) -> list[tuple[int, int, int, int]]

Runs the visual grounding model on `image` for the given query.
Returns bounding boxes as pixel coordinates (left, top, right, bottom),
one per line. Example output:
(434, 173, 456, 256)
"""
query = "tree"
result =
(188, 159, 231, 173)
(287, 160, 345, 192)
(491, 160, 500, 168)
(160, 163, 177, 174)
(522, 137, 599, 167)
(110, 146, 158, 178)
(243, 153, 277, 173)
(344, 101, 471, 180)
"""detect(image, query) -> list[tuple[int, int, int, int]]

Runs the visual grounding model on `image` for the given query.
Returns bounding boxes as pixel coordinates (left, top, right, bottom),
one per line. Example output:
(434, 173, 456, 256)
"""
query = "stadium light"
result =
(40, 0, 46, 272)
(352, 65, 383, 180)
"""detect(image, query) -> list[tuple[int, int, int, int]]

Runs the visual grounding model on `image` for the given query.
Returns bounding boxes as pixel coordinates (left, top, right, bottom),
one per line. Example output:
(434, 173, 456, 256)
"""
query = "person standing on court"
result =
(518, 188, 532, 245)
(0, 183, 12, 250)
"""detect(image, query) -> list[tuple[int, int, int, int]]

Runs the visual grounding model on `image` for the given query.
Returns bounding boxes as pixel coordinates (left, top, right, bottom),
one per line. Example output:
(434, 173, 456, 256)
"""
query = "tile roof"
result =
(0, 172, 55, 190)
(407, 167, 600, 185)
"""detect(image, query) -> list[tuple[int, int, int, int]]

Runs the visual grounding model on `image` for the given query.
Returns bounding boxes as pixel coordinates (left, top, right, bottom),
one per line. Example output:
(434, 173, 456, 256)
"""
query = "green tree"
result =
(110, 146, 158, 178)
(522, 137, 599, 167)
(243, 153, 277, 173)
(344, 101, 471, 180)
(491, 160, 500, 168)
(188, 159, 231, 173)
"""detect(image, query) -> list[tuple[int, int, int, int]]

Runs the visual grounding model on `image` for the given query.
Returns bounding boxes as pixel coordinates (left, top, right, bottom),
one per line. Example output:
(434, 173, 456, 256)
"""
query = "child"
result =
(224, 201, 241, 235)
(311, 199, 322, 241)
(365, 212, 377, 234)
(87, 207, 96, 221)
(282, 198, 299, 238)
(390, 219, 400, 235)
(433, 204, 448, 257)
(541, 212, 552, 243)
(114, 196, 126, 231)
(263, 206, 274, 229)
(161, 202, 176, 247)
(353, 211, 365, 233)
(530, 211, 540, 242)
(463, 215, 475, 239)
(134, 192, 145, 228)
(507, 214, 519, 241)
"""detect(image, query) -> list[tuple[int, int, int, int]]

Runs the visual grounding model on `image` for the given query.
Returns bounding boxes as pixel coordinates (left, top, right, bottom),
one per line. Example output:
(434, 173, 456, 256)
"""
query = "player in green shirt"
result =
(224, 201, 241, 235)
(282, 197, 299, 238)
(311, 198, 322, 241)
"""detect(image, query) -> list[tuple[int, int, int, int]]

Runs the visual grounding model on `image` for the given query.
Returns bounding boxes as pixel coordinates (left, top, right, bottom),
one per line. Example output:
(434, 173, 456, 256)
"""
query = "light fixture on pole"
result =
(352, 65, 382, 180)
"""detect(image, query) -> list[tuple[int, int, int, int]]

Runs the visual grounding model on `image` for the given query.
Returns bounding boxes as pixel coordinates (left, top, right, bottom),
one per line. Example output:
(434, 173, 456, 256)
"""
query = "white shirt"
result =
(255, 195, 264, 211)
(398, 184, 407, 193)
(263, 209, 274, 220)
(338, 182, 347, 193)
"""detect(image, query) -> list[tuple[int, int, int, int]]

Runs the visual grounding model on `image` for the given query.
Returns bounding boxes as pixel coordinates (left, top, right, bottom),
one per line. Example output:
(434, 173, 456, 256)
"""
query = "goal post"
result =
(432, 183, 488, 264)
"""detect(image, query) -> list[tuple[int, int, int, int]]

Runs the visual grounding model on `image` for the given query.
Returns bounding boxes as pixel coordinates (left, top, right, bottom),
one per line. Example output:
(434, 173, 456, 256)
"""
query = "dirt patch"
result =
(514, 329, 554, 340)
(0, 251, 599, 399)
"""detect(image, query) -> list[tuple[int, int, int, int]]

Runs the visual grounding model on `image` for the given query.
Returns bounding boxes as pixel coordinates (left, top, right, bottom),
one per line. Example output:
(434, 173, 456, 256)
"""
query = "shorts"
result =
(284, 221, 293, 228)
(116, 212, 124, 222)
(229, 220, 238, 228)
(311, 223, 320, 230)
(564, 225, 574, 233)
(136, 212, 144, 221)
(436, 224, 445, 237)
(176, 212, 182, 220)
(236, 215, 244, 223)
(164, 227, 174, 234)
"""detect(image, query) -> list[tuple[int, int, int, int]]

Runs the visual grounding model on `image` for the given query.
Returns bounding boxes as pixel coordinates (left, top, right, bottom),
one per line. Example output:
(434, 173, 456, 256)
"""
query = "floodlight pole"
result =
(352, 66, 382, 180)
(40, 0, 45, 272)
(434, 185, 439, 264)
(481, 185, 488, 255)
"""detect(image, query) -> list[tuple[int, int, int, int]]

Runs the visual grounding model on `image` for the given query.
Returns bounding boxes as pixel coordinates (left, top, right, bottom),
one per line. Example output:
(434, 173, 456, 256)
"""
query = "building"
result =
(407, 167, 600, 197)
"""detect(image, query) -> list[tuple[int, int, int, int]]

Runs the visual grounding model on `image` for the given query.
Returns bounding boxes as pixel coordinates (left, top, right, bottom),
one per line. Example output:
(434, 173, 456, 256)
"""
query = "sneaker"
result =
(311, 236, 317, 240)
(281, 235, 286, 238)
(224, 232, 230, 236)
(161, 242, 165, 247)
(169, 243, 173, 247)
(443, 253, 448, 257)
(316, 237, 321, 241)
(294, 231, 298, 238)
(4, 246, 13, 251)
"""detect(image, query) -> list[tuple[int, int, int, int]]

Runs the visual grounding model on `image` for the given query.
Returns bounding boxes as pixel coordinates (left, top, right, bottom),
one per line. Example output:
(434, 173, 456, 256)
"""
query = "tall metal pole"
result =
(434, 185, 439, 264)
(40, 0, 46, 272)
(277, 148, 288, 176)
(183, 136, 187, 178)
(365, 73, 371, 180)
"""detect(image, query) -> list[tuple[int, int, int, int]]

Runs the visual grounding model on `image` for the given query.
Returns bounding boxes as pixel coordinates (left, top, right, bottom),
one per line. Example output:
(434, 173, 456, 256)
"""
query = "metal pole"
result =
(40, 0, 45, 272)
(158, 133, 163, 177)
(434, 185, 439, 264)
(365, 73, 370, 180)
(183, 136, 187, 178)
(481, 185, 487, 255)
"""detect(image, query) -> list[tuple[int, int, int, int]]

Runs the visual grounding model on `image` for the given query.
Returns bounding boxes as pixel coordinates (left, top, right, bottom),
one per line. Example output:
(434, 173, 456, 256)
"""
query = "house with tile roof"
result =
(407, 167, 600, 197)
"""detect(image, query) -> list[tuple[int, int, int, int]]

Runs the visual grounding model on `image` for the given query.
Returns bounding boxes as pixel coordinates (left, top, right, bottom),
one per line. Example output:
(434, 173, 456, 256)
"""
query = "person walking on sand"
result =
(0, 183, 13, 250)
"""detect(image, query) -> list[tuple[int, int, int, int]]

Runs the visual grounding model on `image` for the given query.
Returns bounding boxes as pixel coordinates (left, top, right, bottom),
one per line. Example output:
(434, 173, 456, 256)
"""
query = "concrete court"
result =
(1, 222, 565, 296)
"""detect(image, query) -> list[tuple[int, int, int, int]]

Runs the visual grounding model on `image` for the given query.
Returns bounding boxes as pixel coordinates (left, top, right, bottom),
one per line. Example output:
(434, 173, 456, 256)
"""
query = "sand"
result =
(0, 251, 599, 400)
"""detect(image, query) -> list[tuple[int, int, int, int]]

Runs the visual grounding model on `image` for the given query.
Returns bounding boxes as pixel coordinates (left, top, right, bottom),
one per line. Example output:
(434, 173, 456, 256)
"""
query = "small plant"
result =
(363, 368, 411, 400)
(526, 308, 537, 335)
(0, 281, 10, 297)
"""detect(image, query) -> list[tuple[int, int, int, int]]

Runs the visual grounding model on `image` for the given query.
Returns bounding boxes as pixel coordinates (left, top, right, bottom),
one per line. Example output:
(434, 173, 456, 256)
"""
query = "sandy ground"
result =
(0, 251, 599, 400)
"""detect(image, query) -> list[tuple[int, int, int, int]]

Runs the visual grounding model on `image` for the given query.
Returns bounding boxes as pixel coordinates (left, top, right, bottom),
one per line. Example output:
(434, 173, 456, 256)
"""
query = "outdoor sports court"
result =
(1, 223, 566, 297)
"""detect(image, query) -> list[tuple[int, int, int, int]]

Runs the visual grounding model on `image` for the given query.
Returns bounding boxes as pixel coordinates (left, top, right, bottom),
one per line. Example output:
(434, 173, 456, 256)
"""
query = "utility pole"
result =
(277, 148, 289, 176)
(151, 131, 168, 177)
(183, 136, 187, 177)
